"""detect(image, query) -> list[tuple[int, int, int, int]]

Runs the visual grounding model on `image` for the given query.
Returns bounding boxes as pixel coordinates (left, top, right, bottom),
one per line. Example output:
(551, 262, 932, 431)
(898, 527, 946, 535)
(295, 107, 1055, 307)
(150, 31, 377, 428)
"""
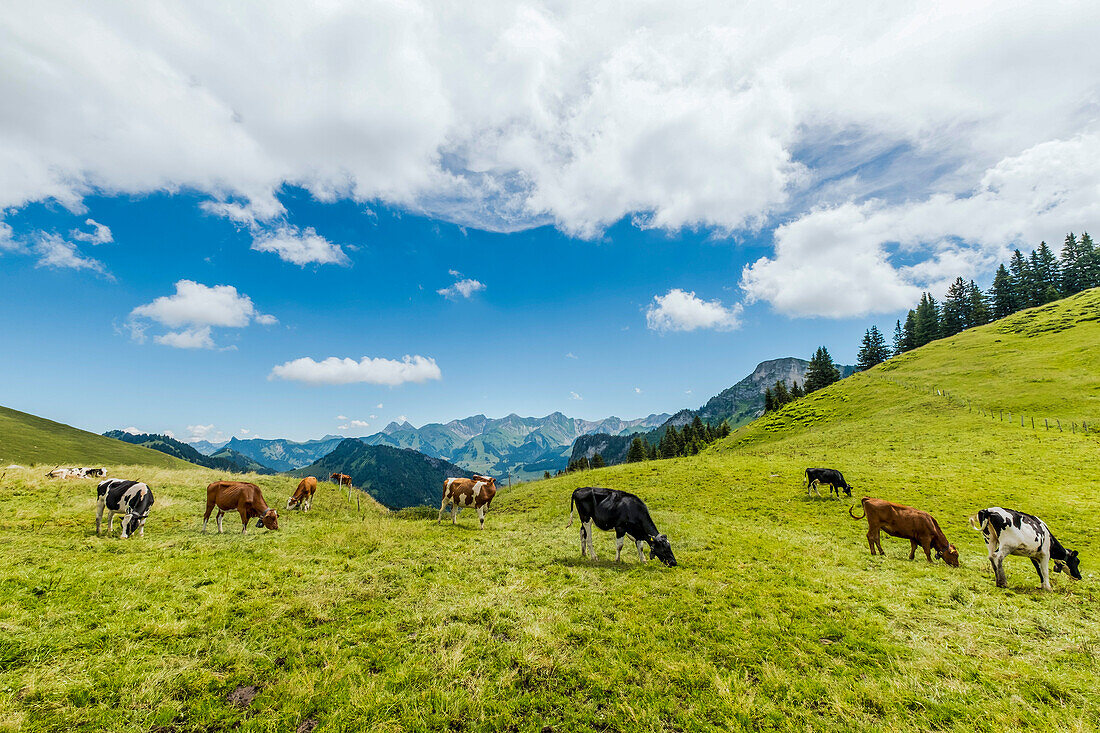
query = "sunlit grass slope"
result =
(2, 293, 1100, 732)
(0, 406, 189, 468)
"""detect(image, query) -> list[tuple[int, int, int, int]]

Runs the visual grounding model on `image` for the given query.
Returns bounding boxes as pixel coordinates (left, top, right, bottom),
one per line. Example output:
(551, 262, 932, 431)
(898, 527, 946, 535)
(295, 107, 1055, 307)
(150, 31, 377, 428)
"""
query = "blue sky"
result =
(0, 190, 886, 441)
(2, 2, 1098, 443)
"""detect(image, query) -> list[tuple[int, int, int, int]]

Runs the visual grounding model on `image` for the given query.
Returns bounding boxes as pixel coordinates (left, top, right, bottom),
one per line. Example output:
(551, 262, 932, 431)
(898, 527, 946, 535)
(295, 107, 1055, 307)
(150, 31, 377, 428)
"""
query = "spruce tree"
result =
(773, 380, 791, 406)
(901, 310, 917, 351)
(913, 293, 940, 346)
(891, 319, 904, 357)
(966, 280, 989, 327)
(591, 453, 605, 469)
(790, 380, 804, 400)
(989, 264, 1016, 318)
(717, 421, 732, 439)
(764, 387, 775, 413)
(544, 471, 551, 480)
(939, 278, 968, 337)
(646, 441, 659, 460)
(1060, 233, 1082, 295)
(1031, 242, 1061, 303)
(627, 436, 647, 463)
(1009, 249, 1033, 308)
(856, 326, 889, 370)
(804, 346, 841, 392)
(1079, 232, 1099, 289)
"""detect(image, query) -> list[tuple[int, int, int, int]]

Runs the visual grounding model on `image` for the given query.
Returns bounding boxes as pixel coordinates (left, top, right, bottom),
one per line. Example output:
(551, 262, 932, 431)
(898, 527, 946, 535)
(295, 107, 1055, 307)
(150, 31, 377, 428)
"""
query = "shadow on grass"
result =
(551, 555, 672, 571)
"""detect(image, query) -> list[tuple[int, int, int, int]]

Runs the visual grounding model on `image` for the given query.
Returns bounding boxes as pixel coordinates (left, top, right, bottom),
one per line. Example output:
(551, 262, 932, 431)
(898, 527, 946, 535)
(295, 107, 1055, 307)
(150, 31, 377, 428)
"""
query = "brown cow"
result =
(330, 473, 352, 487)
(849, 497, 959, 566)
(203, 481, 279, 534)
(438, 476, 497, 529)
(287, 476, 318, 511)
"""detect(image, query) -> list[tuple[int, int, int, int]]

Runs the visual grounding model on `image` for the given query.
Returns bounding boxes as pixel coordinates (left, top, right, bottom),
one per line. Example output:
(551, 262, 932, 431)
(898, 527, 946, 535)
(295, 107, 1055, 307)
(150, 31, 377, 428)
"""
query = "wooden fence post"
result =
(1044, 419, 1048, 430)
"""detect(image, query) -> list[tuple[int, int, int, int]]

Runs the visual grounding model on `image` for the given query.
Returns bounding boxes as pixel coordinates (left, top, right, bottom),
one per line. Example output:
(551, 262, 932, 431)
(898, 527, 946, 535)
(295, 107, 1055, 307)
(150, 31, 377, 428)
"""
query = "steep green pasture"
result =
(0, 407, 188, 469)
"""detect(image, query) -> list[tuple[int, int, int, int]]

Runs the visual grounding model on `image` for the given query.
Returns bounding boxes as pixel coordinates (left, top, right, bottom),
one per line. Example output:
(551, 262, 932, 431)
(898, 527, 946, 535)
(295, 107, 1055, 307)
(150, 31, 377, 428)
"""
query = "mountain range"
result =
(103, 431, 274, 474)
(570, 357, 855, 465)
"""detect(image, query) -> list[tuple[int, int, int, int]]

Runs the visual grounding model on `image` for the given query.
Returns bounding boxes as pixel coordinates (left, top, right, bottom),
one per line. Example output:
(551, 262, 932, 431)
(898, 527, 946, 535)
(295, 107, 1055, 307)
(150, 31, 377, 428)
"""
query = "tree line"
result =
(854, 232, 1098, 370)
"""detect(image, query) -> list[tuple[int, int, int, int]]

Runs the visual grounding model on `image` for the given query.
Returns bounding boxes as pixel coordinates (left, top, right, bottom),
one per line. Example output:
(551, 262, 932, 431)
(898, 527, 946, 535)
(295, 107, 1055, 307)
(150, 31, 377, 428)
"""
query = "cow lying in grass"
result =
(203, 481, 279, 534)
(567, 487, 677, 566)
(287, 476, 317, 511)
(96, 479, 154, 539)
(849, 497, 959, 566)
(970, 507, 1081, 590)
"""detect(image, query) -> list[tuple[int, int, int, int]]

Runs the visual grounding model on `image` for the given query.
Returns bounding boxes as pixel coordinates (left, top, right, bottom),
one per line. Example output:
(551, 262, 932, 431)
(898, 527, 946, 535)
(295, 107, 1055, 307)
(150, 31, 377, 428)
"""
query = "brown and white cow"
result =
(437, 476, 497, 529)
(330, 473, 352, 488)
(203, 481, 279, 534)
(287, 476, 318, 511)
(850, 497, 959, 566)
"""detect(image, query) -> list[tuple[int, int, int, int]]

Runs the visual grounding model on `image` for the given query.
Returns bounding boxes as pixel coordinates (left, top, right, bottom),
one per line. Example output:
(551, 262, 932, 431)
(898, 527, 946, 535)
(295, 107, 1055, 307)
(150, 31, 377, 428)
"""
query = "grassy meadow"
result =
(2, 293, 1099, 732)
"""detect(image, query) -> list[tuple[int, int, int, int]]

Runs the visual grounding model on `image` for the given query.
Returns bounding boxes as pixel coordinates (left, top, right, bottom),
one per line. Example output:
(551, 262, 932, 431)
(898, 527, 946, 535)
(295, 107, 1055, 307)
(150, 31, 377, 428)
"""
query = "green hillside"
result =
(0, 406, 188, 468)
(104, 431, 275, 474)
(2, 292, 1099, 731)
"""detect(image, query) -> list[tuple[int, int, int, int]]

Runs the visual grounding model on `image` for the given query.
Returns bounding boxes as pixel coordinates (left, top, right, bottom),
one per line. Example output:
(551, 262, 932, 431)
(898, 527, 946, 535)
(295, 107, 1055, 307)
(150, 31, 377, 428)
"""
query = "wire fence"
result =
(876, 376, 1099, 437)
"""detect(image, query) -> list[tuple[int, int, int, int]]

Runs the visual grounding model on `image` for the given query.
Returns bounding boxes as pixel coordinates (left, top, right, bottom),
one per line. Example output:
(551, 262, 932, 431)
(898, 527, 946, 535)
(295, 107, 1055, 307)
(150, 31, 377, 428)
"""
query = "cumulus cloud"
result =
(269, 354, 442, 386)
(569, 391, 582, 400)
(741, 134, 1100, 317)
(70, 218, 113, 244)
(129, 280, 276, 348)
(565, 352, 578, 359)
(250, 225, 349, 266)
(336, 415, 348, 421)
(2, 2, 1099, 300)
(349, 419, 369, 428)
(634, 387, 642, 393)
(187, 423, 224, 442)
(122, 426, 141, 435)
(438, 275, 486, 299)
(646, 288, 742, 332)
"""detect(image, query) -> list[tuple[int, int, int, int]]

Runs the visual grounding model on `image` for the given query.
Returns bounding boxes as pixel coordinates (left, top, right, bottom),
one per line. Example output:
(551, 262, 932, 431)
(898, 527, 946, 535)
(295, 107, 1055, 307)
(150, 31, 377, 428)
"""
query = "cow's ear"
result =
(1070, 550, 1079, 558)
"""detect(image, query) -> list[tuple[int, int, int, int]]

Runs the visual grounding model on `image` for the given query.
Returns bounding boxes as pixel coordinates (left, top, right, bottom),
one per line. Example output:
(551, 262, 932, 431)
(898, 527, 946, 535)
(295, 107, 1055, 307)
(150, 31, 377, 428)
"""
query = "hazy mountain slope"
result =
(104, 431, 274, 474)
(219, 436, 347, 472)
(0, 407, 187, 468)
(289, 439, 476, 509)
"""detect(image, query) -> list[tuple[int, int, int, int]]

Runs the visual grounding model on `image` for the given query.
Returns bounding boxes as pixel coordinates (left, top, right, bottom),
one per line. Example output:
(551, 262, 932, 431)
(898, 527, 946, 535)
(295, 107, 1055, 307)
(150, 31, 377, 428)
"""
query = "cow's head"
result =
(286, 495, 300, 510)
(935, 544, 960, 567)
(120, 511, 148, 539)
(1053, 550, 1081, 580)
(255, 508, 279, 530)
(843, 485, 852, 497)
(648, 534, 677, 566)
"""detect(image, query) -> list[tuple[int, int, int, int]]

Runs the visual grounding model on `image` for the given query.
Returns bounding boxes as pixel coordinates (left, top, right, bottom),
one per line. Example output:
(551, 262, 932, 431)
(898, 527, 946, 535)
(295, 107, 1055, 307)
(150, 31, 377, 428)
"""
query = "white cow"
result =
(971, 507, 1081, 590)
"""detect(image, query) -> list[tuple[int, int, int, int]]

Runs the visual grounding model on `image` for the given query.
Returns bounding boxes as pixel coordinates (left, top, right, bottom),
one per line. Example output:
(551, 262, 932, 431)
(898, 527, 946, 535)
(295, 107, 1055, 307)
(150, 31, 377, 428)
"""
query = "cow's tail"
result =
(848, 504, 865, 520)
(968, 514, 988, 533)
(566, 494, 575, 527)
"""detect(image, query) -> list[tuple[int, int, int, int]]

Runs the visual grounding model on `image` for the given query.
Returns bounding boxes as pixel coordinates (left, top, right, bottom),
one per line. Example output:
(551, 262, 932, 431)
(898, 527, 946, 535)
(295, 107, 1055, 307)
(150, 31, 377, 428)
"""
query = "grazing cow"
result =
(203, 481, 279, 534)
(330, 473, 352, 487)
(438, 476, 497, 529)
(287, 476, 318, 511)
(567, 487, 677, 566)
(971, 507, 1081, 590)
(96, 479, 155, 538)
(849, 497, 959, 566)
(806, 468, 852, 497)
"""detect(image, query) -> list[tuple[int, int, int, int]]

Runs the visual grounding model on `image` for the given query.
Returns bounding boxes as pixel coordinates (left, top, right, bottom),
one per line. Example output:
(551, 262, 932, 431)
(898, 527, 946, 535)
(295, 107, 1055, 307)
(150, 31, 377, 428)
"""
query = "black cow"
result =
(96, 479, 154, 538)
(806, 467, 852, 497)
(567, 487, 676, 566)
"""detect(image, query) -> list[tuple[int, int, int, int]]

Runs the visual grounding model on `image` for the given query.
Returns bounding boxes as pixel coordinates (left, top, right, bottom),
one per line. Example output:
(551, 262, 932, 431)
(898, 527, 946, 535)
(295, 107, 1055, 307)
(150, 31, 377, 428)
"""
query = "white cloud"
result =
(565, 352, 578, 359)
(741, 134, 1100, 317)
(634, 387, 642, 393)
(2, 1, 1098, 295)
(240, 428, 250, 434)
(32, 233, 106, 273)
(0, 222, 16, 251)
(70, 218, 113, 244)
(369, 414, 377, 419)
(129, 280, 276, 348)
(122, 426, 141, 435)
(336, 415, 348, 421)
(154, 326, 215, 350)
(646, 288, 742, 332)
(438, 276, 486, 299)
(397, 415, 408, 423)
(251, 225, 349, 266)
(269, 354, 442, 386)
(187, 423, 224, 442)
(349, 419, 369, 428)
(376, 403, 384, 409)
(569, 391, 582, 400)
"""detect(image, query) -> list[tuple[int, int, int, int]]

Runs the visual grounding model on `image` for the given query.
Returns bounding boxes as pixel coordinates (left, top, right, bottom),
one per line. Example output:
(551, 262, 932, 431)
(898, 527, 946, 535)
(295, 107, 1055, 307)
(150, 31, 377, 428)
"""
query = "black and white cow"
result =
(806, 467, 852, 497)
(567, 487, 677, 566)
(971, 507, 1081, 590)
(96, 479, 154, 539)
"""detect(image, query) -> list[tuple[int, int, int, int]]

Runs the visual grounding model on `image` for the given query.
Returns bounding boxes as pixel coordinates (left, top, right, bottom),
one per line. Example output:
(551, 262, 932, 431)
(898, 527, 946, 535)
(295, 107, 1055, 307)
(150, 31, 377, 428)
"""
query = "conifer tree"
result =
(773, 380, 791, 406)
(717, 421, 732, 439)
(544, 471, 551, 480)
(1079, 232, 1098, 289)
(1009, 249, 1033, 308)
(989, 264, 1016, 318)
(901, 310, 917, 352)
(591, 453, 605, 469)
(891, 319, 904, 357)
(646, 441, 659, 460)
(966, 280, 989, 327)
(939, 278, 968, 337)
(804, 346, 841, 392)
(913, 293, 940, 346)
(627, 436, 647, 463)
(1060, 233, 1082, 295)
(764, 387, 775, 413)
(790, 380, 804, 400)
(1030, 243, 1060, 303)
(856, 326, 889, 370)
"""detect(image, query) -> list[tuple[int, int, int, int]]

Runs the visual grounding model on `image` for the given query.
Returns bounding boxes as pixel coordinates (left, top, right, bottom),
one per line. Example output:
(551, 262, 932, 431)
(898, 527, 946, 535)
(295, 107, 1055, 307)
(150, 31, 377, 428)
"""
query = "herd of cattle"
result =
(56, 462, 1084, 590)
